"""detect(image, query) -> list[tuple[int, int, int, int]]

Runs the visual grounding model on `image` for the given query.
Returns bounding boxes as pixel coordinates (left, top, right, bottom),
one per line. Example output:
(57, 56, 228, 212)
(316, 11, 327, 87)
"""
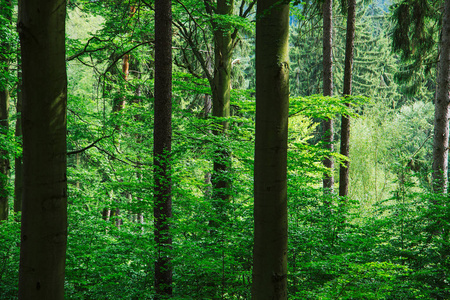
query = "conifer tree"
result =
(339, 0, 356, 197)
(322, 0, 335, 193)
(0, 0, 12, 220)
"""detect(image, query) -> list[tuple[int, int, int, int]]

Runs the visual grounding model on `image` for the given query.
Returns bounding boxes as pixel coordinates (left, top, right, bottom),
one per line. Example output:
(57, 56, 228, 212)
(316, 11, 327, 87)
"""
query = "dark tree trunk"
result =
(0, 0, 12, 221)
(252, 0, 289, 298)
(153, 0, 173, 297)
(339, 0, 356, 197)
(14, 49, 23, 213)
(0, 88, 9, 221)
(432, 0, 450, 193)
(17, 0, 68, 299)
(322, 0, 334, 193)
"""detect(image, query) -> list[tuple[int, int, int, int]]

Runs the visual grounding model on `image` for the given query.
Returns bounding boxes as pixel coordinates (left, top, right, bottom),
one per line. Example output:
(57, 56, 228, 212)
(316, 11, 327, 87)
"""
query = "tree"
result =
(432, 0, 450, 193)
(210, 0, 234, 228)
(153, 0, 173, 297)
(15, 53, 23, 213)
(252, 0, 289, 298)
(339, 0, 356, 197)
(17, 0, 68, 299)
(0, 0, 12, 221)
(322, 0, 335, 192)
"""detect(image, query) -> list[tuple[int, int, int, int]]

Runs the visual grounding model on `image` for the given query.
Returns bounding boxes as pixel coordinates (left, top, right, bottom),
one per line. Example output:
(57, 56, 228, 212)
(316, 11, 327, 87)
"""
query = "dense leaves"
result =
(0, 0, 449, 299)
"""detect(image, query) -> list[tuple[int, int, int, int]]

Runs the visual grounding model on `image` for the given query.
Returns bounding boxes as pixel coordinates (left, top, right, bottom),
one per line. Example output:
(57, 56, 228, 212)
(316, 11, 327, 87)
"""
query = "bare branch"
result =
(67, 134, 113, 155)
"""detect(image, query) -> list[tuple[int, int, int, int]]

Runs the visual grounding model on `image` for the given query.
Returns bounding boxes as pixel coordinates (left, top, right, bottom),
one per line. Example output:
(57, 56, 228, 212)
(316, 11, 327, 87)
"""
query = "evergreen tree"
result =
(0, 0, 12, 220)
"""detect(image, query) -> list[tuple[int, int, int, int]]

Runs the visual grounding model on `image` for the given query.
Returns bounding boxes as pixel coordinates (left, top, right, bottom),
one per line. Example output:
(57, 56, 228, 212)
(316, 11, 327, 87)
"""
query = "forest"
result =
(0, 0, 450, 299)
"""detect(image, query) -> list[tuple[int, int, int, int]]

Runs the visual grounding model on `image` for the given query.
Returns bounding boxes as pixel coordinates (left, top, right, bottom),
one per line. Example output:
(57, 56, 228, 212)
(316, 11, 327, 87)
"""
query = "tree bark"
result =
(0, 0, 12, 221)
(252, 0, 289, 298)
(322, 0, 335, 193)
(0, 89, 9, 221)
(211, 0, 234, 226)
(17, 0, 67, 299)
(14, 50, 23, 213)
(153, 0, 173, 297)
(339, 0, 356, 197)
(432, 0, 450, 193)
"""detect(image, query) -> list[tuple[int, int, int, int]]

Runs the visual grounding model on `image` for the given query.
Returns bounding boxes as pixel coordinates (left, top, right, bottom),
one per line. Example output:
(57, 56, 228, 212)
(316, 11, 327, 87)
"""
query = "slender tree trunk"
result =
(102, 52, 130, 222)
(14, 49, 23, 213)
(211, 0, 234, 226)
(339, 0, 356, 197)
(0, 0, 12, 221)
(322, 0, 334, 193)
(0, 89, 9, 221)
(432, 0, 450, 193)
(17, 0, 67, 299)
(252, 0, 289, 298)
(153, 0, 173, 297)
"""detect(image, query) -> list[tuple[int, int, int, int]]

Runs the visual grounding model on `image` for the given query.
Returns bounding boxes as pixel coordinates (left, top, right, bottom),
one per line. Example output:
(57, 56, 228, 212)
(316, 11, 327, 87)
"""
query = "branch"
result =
(103, 40, 154, 75)
(93, 145, 147, 167)
(241, 0, 257, 18)
(66, 36, 111, 61)
(174, 20, 213, 85)
(67, 135, 113, 156)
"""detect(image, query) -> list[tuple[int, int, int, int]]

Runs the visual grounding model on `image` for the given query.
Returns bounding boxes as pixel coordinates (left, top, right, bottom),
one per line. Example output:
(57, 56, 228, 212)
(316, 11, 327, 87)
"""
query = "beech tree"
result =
(17, 0, 68, 299)
(252, 0, 289, 298)
(210, 0, 234, 227)
(153, 0, 173, 297)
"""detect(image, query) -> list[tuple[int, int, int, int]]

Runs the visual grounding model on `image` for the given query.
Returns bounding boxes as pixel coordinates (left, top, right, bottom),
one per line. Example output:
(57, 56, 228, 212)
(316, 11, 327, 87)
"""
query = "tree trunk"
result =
(0, 0, 12, 221)
(252, 0, 289, 298)
(14, 50, 23, 213)
(17, 0, 67, 299)
(432, 0, 450, 193)
(211, 0, 234, 226)
(153, 0, 173, 297)
(0, 89, 9, 221)
(322, 0, 334, 193)
(339, 0, 356, 197)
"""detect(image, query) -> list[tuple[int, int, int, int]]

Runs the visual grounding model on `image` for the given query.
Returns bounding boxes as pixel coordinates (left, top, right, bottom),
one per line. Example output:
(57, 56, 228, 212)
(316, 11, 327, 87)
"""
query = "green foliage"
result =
(0, 214, 20, 300)
(1, 0, 449, 299)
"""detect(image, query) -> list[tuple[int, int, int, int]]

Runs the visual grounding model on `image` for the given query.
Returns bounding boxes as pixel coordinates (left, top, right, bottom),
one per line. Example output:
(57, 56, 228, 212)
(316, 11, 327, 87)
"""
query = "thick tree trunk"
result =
(252, 0, 289, 298)
(153, 0, 173, 297)
(0, 0, 12, 221)
(432, 0, 450, 193)
(17, 0, 67, 299)
(211, 0, 234, 225)
(339, 0, 356, 197)
(322, 0, 334, 193)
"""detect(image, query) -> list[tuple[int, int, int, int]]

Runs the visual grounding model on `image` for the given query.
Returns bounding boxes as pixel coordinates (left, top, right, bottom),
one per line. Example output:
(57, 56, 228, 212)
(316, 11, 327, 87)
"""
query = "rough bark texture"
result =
(0, 0, 12, 221)
(322, 0, 335, 193)
(17, 0, 67, 299)
(153, 0, 173, 297)
(339, 0, 356, 197)
(252, 0, 289, 298)
(211, 0, 234, 222)
(432, 0, 450, 193)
